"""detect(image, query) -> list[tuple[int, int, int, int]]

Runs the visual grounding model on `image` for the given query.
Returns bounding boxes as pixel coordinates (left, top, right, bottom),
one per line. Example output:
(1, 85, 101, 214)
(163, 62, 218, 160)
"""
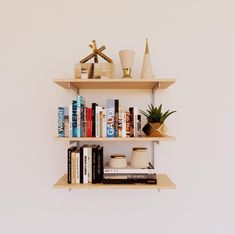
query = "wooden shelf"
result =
(53, 174, 176, 189)
(53, 78, 175, 91)
(54, 135, 175, 142)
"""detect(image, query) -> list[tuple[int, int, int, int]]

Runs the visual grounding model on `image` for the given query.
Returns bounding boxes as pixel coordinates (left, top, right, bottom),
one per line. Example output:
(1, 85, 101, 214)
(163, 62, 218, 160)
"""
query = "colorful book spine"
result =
(72, 100, 77, 137)
(133, 107, 138, 137)
(126, 111, 131, 137)
(58, 107, 64, 137)
(114, 99, 119, 137)
(63, 107, 69, 137)
(82, 106, 87, 137)
(129, 107, 138, 137)
(76, 96, 83, 137)
(86, 108, 92, 137)
(71, 151, 76, 184)
(106, 99, 115, 137)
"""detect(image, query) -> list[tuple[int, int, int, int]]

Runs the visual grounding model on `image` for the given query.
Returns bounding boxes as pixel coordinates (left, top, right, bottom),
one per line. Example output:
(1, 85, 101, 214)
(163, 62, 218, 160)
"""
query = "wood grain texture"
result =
(54, 135, 176, 142)
(53, 78, 175, 90)
(53, 174, 176, 189)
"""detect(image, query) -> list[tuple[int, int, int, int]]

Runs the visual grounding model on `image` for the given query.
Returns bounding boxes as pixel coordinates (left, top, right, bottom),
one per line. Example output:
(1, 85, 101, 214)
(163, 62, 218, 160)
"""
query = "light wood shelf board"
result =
(53, 78, 175, 90)
(53, 174, 176, 189)
(54, 135, 176, 142)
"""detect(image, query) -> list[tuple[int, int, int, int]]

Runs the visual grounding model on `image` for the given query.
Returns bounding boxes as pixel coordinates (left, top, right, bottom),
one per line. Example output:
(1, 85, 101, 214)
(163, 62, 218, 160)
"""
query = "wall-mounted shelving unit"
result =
(53, 78, 176, 190)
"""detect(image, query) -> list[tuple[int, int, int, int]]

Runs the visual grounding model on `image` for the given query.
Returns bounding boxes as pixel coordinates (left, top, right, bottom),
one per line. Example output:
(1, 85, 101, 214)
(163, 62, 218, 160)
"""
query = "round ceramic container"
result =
(109, 154, 127, 168)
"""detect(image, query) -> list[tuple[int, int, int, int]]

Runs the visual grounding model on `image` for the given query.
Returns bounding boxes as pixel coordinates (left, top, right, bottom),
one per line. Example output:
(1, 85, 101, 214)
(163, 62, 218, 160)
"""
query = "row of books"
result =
(58, 96, 142, 138)
(67, 145, 103, 184)
(103, 163, 157, 184)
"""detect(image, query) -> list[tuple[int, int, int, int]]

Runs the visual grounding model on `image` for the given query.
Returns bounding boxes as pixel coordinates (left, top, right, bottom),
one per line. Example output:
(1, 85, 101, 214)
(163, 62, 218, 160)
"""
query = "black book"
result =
(67, 146, 77, 184)
(102, 178, 157, 184)
(96, 146, 104, 183)
(114, 99, 119, 137)
(92, 145, 99, 184)
(92, 103, 98, 137)
(79, 144, 87, 184)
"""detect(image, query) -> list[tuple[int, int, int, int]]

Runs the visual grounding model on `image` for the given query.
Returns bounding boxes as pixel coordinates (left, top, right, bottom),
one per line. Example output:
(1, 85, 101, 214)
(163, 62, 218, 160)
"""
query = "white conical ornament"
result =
(140, 38, 154, 79)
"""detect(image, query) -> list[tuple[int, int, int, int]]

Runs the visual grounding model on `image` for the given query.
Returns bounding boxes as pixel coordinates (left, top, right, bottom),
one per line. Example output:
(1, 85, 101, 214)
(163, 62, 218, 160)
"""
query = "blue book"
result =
(72, 100, 77, 137)
(76, 96, 83, 137)
(58, 107, 64, 137)
(106, 99, 115, 137)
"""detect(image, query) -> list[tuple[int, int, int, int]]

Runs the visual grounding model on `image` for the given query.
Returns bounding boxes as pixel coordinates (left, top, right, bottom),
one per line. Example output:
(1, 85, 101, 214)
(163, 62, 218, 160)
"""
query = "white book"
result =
(122, 112, 126, 138)
(95, 106, 103, 137)
(76, 151, 80, 184)
(88, 147, 92, 183)
(133, 107, 138, 137)
(69, 104, 73, 137)
(102, 109, 107, 138)
(83, 147, 88, 183)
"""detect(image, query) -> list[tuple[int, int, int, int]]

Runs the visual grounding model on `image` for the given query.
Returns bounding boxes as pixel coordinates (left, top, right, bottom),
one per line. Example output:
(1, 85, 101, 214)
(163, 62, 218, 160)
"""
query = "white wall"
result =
(0, 0, 235, 233)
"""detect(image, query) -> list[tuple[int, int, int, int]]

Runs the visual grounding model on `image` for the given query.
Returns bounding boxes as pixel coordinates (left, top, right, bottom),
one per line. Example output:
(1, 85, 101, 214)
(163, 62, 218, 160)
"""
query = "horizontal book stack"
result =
(103, 163, 157, 184)
(58, 95, 142, 138)
(67, 144, 103, 184)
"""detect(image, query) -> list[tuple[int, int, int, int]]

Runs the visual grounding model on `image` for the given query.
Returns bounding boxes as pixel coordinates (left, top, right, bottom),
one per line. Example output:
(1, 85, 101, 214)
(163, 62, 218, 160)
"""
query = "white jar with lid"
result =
(109, 154, 127, 168)
(130, 147, 149, 168)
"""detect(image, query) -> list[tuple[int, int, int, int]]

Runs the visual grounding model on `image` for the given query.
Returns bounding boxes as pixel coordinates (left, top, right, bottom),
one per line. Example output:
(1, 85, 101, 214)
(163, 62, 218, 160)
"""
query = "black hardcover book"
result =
(92, 103, 98, 137)
(102, 178, 157, 184)
(67, 146, 76, 184)
(114, 99, 119, 137)
(96, 146, 104, 183)
(92, 145, 99, 184)
(79, 144, 87, 184)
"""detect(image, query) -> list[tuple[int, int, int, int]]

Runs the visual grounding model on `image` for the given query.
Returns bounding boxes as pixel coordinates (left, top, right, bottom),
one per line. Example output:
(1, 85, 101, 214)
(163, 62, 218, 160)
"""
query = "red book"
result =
(86, 108, 92, 137)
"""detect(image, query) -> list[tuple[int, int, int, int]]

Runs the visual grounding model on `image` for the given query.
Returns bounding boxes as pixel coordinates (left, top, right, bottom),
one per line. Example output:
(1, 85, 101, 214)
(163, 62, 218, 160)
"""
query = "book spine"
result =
(133, 107, 138, 137)
(106, 99, 115, 137)
(83, 147, 88, 183)
(80, 146, 84, 183)
(114, 99, 119, 137)
(92, 103, 98, 137)
(126, 111, 130, 137)
(71, 151, 76, 184)
(58, 107, 64, 137)
(118, 109, 123, 138)
(76, 151, 80, 183)
(86, 108, 92, 137)
(76, 96, 82, 137)
(103, 174, 156, 180)
(72, 100, 77, 137)
(104, 168, 155, 174)
(137, 114, 141, 137)
(83, 106, 87, 137)
(92, 146, 97, 184)
(96, 146, 103, 183)
(102, 178, 157, 184)
(95, 106, 102, 137)
(69, 104, 73, 137)
(88, 147, 92, 183)
(102, 109, 107, 138)
(122, 112, 126, 138)
(64, 115, 69, 137)
(67, 148, 72, 184)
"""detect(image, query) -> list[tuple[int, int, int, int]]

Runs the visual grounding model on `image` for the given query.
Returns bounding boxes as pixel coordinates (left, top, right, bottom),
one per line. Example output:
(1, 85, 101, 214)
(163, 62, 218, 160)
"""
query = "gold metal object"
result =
(122, 68, 132, 78)
(145, 38, 149, 54)
(80, 40, 113, 63)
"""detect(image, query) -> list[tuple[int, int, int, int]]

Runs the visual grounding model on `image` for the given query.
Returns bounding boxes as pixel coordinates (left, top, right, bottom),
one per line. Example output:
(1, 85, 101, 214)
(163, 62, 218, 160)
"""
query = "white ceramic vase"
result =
(130, 147, 149, 168)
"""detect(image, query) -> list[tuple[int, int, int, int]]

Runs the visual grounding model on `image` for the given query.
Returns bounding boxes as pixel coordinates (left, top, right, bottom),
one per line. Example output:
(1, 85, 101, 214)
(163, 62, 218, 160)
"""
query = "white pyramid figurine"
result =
(140, 38, 154, 79)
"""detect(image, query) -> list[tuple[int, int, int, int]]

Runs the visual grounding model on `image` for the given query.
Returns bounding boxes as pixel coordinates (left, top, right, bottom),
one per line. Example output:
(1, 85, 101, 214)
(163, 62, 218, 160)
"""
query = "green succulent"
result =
(140, 104, 176, 123)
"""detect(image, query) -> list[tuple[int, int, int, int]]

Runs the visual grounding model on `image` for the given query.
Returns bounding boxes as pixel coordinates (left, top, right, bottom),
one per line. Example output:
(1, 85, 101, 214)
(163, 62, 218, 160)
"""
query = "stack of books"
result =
(103, 163, 157, 184)
(67, 144, 103, 184)
(58, 95, 142, 138)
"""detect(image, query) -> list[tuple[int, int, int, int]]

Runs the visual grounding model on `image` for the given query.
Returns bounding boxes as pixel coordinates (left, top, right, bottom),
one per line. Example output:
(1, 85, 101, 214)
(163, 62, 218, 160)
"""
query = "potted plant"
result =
(140, 104, 176, 137)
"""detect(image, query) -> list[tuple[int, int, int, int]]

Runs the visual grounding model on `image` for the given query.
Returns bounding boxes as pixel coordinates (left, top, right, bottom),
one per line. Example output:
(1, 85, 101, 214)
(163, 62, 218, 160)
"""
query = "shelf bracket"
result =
(68, 188, 72, 192)
(152, 82, 160, 93)
(67, 82, 78, 93)
(157, 189, 160, 192)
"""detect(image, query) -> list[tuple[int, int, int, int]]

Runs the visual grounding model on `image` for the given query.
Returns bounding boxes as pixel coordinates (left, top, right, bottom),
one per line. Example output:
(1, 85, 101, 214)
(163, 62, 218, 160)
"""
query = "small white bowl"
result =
(109, 154, 127, 168)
